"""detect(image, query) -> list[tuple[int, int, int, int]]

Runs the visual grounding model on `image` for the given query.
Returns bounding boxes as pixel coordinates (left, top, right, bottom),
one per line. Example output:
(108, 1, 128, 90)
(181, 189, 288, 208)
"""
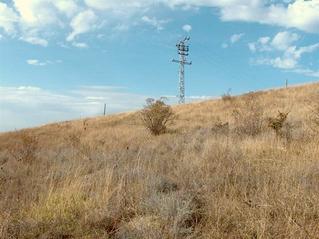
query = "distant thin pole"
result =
(103, 103, 106, 116)
(285, 79, 288, 89)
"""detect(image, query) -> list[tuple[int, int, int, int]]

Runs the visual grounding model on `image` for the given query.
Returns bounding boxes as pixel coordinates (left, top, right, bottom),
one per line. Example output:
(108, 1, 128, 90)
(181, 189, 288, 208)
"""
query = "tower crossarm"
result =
(172, 59, 192, 65)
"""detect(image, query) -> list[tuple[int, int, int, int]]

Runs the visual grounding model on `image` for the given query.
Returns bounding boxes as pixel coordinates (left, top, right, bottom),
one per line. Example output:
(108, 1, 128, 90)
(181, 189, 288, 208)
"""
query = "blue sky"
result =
(1, 0, 319, 131)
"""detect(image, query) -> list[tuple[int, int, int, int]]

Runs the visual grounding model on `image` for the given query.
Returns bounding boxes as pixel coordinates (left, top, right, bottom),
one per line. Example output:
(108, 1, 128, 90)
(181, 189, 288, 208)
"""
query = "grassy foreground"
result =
(1, 83, 319, 238)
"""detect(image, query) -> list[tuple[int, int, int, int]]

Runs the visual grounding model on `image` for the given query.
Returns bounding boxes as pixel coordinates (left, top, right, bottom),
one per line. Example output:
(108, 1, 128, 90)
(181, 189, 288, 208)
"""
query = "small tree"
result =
(268, 111, 290, 139)
(140, 98, 174, 135)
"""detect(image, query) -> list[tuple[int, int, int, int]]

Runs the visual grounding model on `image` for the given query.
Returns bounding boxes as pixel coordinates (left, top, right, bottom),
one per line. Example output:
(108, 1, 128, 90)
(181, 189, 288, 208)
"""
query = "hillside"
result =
(1, 83, 319, 238)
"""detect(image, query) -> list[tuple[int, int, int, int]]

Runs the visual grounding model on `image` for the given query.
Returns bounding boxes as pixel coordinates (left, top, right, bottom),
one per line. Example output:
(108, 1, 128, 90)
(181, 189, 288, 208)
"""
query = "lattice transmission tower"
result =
(172, 36, 192, 104)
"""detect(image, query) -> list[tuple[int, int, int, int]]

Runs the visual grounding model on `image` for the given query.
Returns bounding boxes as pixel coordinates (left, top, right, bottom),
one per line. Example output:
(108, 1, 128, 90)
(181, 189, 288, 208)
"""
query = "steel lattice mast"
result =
(172, 37, 192, 104)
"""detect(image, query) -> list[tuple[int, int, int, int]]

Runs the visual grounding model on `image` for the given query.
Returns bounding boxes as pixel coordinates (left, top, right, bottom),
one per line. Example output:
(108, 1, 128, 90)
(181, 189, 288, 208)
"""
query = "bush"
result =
(140, 98, 174, 135)
(268, 111, 289, 137)
(268, 110, 293, 143)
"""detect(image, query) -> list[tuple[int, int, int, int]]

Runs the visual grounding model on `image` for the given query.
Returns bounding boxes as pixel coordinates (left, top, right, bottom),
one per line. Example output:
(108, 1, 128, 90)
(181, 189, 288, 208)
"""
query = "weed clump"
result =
(140, 98, 174, 135)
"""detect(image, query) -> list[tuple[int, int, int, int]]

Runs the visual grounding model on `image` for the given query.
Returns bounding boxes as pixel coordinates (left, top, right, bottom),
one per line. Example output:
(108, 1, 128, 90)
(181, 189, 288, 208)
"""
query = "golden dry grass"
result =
(1, 83, 319, 238)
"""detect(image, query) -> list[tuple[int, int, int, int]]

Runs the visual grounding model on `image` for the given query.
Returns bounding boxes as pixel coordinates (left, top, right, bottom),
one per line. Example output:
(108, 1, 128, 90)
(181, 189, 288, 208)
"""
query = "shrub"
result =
(232, 93, 263, 136)
(221, 88, 233, 102)
(268, 110, 293, 143)
(140, 98, 174, 135)
(211, 121, 229, 135)
(268, 111, 289, 137)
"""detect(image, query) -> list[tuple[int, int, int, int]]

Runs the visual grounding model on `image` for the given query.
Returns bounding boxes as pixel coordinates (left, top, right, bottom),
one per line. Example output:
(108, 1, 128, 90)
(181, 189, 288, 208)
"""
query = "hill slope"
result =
(1, 83, 319, 238)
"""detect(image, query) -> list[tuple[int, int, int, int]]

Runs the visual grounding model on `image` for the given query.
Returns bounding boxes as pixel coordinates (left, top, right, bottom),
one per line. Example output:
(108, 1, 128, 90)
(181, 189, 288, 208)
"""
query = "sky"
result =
(1, 0, 319, 132)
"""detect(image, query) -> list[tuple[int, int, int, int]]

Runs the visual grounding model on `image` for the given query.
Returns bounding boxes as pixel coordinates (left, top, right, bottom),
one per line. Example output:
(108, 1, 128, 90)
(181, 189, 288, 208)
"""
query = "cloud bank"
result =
(0, 85, 148, 132)
(1, 0, 319, 48)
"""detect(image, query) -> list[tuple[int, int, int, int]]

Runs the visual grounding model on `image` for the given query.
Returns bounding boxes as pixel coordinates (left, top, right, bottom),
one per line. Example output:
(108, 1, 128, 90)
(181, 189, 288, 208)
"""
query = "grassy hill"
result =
(1, 83, 319, 238)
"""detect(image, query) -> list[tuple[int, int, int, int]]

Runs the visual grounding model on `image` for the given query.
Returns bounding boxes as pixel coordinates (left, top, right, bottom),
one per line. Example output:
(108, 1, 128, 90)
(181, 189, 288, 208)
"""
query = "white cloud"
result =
(85, 0, 153, 12)
(67, 10, 98, 42)
(259, 36, 270, 45)
(0, 85, 148, 132)
(13, 0, 78, 25)
(230, 33, 244, 44)
(0, 2, 18, 34)
(250, 31, 319, 76)
(250, 32, 301, 53)
(1, 0, 82, 46)
(182, 24, 192, 33)
(72, 42, 88, 48)
(2, 0, 319, 48)
(272, 57, 297, 69)
(13, 0, 59, 27)
(256, 57, 297, 70)
(295, 43, 319, 58)
(283, 0, 319, 33)
(292, 68, 319, 78)
(271, 31, 299, 51)
(223, 32, 244, 48)
(164, 0, 319, 34)
(26, 59, 47, 66)
(26, 59, 62, 66)
(218, 0, 319, 34)
(141, 16, 169, 31)
(248, 36, 272, 53)
(2, 0, 80, 46)
(54, 0, 79, 17)
(21, 36, 48, 47)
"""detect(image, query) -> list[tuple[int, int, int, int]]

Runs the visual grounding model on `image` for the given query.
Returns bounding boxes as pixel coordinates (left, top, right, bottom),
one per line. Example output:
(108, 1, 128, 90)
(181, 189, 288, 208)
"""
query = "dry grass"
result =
(1, 83, 319, 238)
